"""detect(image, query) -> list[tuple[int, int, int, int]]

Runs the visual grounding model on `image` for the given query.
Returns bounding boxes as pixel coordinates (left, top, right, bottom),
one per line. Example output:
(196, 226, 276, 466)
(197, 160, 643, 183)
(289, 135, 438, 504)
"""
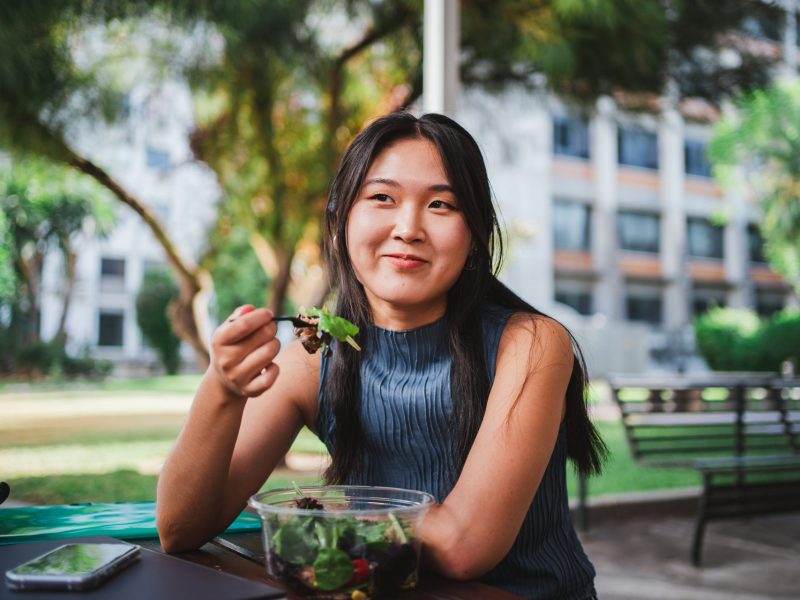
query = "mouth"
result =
(384, 253, 428, 269)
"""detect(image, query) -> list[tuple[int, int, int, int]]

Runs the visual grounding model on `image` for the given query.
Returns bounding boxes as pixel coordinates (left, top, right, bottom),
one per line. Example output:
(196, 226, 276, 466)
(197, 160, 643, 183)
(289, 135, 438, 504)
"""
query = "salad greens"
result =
(304, 307, 361, 352)
(265, 486, 420, 598)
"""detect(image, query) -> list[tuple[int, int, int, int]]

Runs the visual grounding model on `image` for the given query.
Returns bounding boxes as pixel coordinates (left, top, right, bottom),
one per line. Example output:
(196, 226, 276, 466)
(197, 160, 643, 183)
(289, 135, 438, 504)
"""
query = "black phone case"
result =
(5, 543, 140, 591)
(0, 535, 285, 599)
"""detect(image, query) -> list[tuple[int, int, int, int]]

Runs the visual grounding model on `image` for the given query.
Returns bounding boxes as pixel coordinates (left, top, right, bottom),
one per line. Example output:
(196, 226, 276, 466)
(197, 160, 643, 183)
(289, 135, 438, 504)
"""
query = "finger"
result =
(211, 332, 280, 385)
(227, 304, 254, 322)
(216, 321, 277, 363)
(230, 338, 281, 384)
(221, 308, 275, 344)
(241, 363, 280, 397)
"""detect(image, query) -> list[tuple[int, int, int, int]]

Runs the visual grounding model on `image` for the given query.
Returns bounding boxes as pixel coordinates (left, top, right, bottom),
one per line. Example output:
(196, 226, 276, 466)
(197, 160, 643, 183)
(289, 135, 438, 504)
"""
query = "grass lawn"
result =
(1, 377, 700, 505)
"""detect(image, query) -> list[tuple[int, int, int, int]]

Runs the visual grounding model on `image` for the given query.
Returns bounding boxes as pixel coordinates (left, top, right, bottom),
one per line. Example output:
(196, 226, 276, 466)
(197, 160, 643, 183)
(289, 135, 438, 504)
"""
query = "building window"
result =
(685, 139, 712, 177)
(553, 115, 590, 159)
(618, 211, 660, 253)
(100, 257, 125, 292)
(692, 285, 727, 317)
(101, 258, 125, 278)
(618, 126, 658, 169)
(98, 311, 124, 347)
(555, 290, 593, 315)
(553, 200, 591, 251)
(625, 287, 663, 325)
(748, 224, 766, 263)
(754, 289, 785, 317)
(146, 147, 171, 172)
(687, 218, 724, 259)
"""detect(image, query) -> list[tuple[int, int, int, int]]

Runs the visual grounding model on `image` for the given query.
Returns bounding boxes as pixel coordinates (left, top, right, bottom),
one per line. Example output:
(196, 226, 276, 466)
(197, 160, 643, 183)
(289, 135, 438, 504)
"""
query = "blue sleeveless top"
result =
(315, 304, 597, 600)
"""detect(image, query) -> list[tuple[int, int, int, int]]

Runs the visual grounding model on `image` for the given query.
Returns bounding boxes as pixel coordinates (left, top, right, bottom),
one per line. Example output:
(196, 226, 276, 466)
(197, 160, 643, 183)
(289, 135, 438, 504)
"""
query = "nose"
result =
(392, 204, 425, 243)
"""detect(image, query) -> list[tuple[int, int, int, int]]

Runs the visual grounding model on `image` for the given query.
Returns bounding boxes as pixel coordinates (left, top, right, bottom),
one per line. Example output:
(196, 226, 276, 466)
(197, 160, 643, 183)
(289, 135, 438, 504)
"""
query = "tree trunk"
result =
(64, 150, 212, 369)
(268, 244, 295, 315)
(56, 250, 76, 339)
(16, 251, 43, 344)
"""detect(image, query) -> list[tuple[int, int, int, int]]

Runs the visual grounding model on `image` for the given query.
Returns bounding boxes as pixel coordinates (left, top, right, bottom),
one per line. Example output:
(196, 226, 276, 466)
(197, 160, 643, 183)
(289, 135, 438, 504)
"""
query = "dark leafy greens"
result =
(294, 307, 360, 356)
(266, 487, 420, 598)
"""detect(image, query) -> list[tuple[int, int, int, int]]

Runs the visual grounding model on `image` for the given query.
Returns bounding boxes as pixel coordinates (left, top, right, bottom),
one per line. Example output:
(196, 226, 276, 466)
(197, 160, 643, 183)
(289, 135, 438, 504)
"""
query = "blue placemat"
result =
(0, 501, 261, 545)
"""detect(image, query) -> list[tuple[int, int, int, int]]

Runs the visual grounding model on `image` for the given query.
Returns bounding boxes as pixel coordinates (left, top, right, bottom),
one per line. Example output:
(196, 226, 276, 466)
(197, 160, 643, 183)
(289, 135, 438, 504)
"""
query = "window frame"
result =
(98, 311, 125, 347)
(553, 199, 592, 252)
(617, 210, 661, 254)
(553, 115, 590, 159)
(618, 125, 659, 170)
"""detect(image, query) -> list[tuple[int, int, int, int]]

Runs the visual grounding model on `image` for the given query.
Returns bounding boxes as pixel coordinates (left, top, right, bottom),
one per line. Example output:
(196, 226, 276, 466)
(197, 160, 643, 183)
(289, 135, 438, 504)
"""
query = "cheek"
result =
(345, 211, 375, 273)
(443, 224, 472, 269)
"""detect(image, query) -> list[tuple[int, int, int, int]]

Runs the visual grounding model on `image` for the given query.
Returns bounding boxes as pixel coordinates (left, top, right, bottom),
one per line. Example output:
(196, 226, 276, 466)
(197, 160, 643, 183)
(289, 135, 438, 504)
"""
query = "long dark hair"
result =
(323, 111, 605, 484)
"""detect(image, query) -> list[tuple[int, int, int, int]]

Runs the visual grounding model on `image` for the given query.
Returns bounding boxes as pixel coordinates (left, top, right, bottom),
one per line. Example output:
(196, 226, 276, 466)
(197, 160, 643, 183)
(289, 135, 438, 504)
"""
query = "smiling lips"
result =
(384, 253, 427, 269)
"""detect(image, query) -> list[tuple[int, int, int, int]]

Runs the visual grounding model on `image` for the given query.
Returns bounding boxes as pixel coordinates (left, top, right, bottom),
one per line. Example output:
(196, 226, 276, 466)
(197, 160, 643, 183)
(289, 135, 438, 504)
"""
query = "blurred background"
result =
(1, 0, 799, 507)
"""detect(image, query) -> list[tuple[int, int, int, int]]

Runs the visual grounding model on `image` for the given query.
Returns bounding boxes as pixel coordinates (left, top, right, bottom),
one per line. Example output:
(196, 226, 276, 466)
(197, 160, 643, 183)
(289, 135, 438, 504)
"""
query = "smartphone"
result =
(5, 542, 140, 591)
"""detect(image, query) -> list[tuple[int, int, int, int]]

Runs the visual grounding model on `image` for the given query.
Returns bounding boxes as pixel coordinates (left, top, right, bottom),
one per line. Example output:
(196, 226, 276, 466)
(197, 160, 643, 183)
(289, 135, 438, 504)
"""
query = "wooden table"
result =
(138, 532, 523, 600)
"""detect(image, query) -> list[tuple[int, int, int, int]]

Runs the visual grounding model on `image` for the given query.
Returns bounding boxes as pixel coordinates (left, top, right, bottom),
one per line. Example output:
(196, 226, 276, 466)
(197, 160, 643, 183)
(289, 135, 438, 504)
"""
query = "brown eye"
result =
(430, 200, 457, 210)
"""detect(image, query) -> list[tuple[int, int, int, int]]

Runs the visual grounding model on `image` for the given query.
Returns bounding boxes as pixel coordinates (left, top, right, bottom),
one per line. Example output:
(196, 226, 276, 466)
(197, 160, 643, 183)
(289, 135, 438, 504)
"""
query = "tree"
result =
(2, 0, 774, 343)
(460, 0, 773, 103)
(180, 0, 421, 313)
(0, 1, 214, 368)
(0, 159, 115, 346)
(136, 269, 182, 374)
(709, 80, 800, 292)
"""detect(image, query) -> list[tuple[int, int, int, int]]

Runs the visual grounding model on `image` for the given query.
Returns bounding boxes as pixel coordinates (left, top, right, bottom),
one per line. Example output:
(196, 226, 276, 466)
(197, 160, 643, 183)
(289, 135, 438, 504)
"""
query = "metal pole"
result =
(423, 0, 460, 116)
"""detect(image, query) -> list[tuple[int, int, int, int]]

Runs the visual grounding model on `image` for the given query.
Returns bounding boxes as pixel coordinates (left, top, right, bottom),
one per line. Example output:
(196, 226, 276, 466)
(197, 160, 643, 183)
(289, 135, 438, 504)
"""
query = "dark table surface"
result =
(138, 531, 524, 600)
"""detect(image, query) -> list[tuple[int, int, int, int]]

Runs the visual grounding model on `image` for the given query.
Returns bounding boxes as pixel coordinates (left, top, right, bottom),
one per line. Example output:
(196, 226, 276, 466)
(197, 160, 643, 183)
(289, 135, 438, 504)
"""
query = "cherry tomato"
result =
(347, 559, 370, 586)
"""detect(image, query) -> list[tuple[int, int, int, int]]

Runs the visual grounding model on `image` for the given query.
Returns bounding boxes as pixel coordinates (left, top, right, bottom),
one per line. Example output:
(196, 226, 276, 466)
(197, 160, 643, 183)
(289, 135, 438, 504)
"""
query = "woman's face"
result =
(345, 137, 472, 328)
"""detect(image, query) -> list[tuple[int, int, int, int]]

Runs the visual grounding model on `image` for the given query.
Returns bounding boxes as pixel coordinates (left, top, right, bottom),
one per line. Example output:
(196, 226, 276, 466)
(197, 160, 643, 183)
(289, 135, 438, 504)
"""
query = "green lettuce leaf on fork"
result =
(304, 307, 361, 351)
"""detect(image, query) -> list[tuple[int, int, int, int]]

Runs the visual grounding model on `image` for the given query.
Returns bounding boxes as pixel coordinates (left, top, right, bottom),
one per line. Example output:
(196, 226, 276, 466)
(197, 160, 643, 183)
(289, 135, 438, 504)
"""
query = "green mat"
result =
(0, 501, 262, 545)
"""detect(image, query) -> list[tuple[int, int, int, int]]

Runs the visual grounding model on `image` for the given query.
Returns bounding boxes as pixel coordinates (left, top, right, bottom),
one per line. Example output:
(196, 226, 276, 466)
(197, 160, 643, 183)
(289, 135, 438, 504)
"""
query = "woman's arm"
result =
(156, 306, 320, 553)
(420, 314, 573, 580)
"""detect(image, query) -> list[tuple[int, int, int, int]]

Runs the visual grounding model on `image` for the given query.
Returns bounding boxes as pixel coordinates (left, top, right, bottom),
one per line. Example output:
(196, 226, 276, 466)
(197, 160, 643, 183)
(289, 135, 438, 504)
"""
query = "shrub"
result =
(694, 307, 765, 371)
(759, 309, 800, 373)
(695, 307, 800, 372)
(135, 269, 181, 374)
(12, 336, 112, 379)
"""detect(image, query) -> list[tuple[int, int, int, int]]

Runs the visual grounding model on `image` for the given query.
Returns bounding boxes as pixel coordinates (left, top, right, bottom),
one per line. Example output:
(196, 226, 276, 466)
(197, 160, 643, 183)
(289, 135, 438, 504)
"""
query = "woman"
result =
(156, 111, 605, 600)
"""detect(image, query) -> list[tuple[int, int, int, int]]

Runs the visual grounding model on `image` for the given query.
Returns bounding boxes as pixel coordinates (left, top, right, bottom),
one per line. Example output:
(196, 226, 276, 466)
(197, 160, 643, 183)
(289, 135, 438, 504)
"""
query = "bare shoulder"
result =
(497, 312, 574, 369)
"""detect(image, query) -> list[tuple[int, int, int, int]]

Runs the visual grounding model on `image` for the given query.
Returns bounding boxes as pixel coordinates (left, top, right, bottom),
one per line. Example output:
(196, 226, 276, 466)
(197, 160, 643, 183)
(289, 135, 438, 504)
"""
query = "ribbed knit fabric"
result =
(315, 304, 597, 599)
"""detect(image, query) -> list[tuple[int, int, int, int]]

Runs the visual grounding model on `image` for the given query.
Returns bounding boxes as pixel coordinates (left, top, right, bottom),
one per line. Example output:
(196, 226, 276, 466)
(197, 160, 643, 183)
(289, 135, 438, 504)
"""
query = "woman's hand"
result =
(209, 304, 281, 399)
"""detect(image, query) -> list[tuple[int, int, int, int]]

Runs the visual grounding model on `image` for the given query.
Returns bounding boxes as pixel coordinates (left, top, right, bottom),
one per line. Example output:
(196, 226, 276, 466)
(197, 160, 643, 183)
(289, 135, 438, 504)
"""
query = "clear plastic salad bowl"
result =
(248, 485, 435, 599)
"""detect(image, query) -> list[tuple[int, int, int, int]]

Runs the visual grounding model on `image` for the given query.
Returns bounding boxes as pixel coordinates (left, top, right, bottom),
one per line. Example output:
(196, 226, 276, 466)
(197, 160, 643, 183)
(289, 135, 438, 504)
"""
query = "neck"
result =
(366, 297, 446, 331)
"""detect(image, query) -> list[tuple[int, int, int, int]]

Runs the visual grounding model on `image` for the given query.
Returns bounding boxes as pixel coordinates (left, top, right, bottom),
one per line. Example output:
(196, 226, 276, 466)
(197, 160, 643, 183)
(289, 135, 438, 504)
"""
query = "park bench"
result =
(591, 374, 800, 565)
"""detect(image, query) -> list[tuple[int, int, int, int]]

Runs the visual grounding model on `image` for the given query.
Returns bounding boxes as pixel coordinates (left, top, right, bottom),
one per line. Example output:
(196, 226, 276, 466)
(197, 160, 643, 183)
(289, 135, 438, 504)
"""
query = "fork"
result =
(272, 315, 314, 328)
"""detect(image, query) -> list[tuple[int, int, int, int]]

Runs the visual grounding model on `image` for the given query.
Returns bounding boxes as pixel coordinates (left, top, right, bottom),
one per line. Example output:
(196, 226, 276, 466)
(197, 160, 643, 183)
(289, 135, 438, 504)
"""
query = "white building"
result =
(39, 80, 220, 374)
(456, 3, 799, 374)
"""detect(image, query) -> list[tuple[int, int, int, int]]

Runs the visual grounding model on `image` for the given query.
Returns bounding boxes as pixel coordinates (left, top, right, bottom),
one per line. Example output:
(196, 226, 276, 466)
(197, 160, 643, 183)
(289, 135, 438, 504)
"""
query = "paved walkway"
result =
(580, 507, 800, 599)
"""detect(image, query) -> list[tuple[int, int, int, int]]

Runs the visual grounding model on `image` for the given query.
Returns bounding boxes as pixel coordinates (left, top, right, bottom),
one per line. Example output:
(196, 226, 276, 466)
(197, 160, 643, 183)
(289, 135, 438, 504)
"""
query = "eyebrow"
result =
(362, 177, 455, 194)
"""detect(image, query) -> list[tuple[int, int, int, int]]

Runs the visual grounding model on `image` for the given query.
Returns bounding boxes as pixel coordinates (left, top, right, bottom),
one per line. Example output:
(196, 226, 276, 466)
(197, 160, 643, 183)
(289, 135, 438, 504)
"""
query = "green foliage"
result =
(694, 307, 800, 372)
(0, 158, 115, 378)
(461, 0, 772, 102)
(709, 80, 800, 292)
(135, 269, 181, 374)
(206, 225, 272, 320)
(0, 1, 131, 160)
(9, 336, 113, 380)
(759, 309, 800, 372)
